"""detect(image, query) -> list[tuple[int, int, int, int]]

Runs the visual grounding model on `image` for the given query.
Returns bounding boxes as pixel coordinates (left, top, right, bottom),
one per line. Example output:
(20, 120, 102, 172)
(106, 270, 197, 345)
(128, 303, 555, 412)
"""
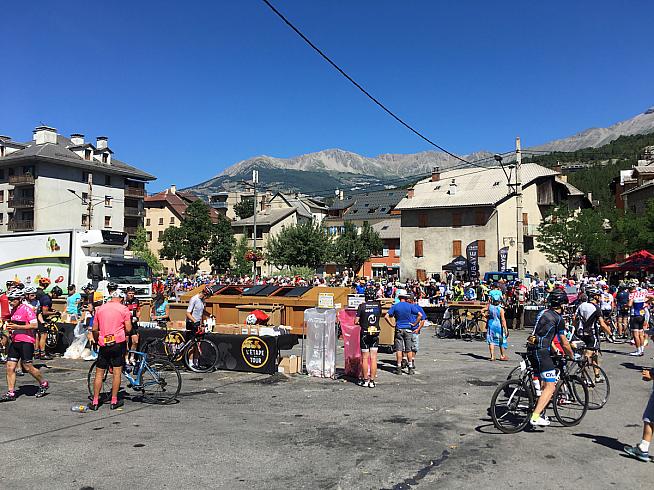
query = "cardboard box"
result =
(278, 355, 302, 375)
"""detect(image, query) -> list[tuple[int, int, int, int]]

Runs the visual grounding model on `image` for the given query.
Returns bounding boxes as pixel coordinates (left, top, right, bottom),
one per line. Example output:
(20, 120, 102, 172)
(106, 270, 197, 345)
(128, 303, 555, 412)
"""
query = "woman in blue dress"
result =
(484, 298, 508, 361)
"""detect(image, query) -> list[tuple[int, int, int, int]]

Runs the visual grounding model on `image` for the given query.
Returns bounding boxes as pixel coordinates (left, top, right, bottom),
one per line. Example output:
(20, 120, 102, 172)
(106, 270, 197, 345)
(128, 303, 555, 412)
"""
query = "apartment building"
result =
(323, 189, 403, 235)
(0, 126, 154, 236)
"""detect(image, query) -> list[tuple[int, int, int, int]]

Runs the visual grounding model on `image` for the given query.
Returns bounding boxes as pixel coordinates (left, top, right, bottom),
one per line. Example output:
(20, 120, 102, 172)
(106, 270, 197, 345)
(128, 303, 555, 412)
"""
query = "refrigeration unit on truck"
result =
(0, 229, 152, 299)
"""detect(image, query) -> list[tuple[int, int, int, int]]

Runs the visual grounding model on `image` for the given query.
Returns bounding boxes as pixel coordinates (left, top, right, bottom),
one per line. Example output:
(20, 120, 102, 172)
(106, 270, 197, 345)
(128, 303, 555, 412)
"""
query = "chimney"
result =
(554, 163, 562, 174)
(96, 136, 108, 149)
(339, 190, 344, 201)
(170, 184, 176, 195)
(431, 166, 440, 182)
(34, 126, 57, 145)
(70, 133, 84, 146)
(407, 188, 414, 199)
(587, 192, 592, 202)
(448, 179, 457, 195)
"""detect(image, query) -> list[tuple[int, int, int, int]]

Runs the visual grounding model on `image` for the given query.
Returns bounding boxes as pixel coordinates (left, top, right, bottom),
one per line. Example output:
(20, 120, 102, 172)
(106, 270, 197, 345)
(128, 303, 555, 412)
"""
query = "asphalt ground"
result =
(1, 329, 653, 490)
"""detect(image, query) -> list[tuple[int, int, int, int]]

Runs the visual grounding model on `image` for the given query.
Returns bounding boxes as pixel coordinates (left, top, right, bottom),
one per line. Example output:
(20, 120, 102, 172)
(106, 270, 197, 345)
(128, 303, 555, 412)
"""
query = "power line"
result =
(260, 0, 487, 171)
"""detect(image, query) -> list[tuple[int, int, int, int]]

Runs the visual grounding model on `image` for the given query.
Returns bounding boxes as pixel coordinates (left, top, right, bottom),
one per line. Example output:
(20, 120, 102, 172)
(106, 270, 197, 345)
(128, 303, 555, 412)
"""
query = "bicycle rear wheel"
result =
(163, 331, 186, 362)
(87, 361, 110, 402)
(552, 375, 588, 426)
(184, 338, 218, 373)
(490, 379, 534, 433)
(140, 358, 181, 404)
(579, 365, 610, 410)
(506, 365, 523, 380)
(45, 324, 60, 349)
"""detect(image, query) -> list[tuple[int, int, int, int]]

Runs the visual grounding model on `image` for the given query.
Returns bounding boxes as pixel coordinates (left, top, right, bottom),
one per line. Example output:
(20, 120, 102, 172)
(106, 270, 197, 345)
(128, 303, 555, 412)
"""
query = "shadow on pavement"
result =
(620, 362, 647, 371)
(573, 433, 628, 451)
(460, 353, 489, 361)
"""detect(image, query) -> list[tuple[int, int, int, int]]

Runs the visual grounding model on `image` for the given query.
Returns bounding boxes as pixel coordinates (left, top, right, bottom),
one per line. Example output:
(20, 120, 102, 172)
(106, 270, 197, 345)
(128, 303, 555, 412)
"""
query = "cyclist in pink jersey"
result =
(1, 290, 49, 402)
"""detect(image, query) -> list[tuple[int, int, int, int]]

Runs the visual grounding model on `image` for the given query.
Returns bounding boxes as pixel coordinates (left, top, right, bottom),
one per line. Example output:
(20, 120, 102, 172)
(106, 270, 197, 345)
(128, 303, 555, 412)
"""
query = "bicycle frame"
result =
(123, 350, 160, 389)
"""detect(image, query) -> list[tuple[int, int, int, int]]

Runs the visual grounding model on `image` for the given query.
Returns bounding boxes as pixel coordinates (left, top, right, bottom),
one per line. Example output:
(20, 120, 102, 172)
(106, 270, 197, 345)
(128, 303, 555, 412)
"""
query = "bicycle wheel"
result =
(45, 324, 59, 349)
(87, 361, 110, 402)
(506, 365, 522, 380)
(552, 375, 588, 426)
(163, 331, 186, 362)
(490, 379, 534, 433)
(184, 338, 218, 373)
(437, 319, 453, 338)
(578, 365, 610, 410)
(140, 358, 181, 404)
(142, 338, 168, 359)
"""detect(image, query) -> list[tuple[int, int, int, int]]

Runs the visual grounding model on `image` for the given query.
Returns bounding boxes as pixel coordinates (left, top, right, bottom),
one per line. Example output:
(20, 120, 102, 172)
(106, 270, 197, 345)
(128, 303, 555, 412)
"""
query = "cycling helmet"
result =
(82, 283, 95, 291)
(547, 288, 569, 308)
(23, 286, 38, 295)
(7, 289, 24, 300)
(126, 286, 136, 293)
(364, 287, 377, 301)
(51, 285, 63, 297)
(107, 282, 119, 292)
(38, 277, 51, 286)
(586, 287, 601, 298)
(202, 285, 213, 296)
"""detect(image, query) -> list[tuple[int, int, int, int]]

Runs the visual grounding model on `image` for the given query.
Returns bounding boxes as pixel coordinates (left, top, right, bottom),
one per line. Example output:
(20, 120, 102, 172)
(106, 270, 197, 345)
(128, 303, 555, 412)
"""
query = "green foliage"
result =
(231, 235, 252, 276)
(159, 226, 185, 272)
(333, 222, 383, 274)
(207, 215, 235, 274)
(129, 226, 163, 275)
(273, 266, 317, 278)
(234, 198, 255, 220)
(614, 200, 654, 253)
(567, 161, 632, 209)
(266, 221, 332, 270)
(178, 200, 214, 273)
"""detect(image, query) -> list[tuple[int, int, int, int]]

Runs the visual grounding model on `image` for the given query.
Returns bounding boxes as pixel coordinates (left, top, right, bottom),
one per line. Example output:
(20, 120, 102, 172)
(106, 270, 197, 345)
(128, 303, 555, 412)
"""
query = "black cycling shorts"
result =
(630, 315, 645, 331)
(580, 334, 599, 351)
(617, 306, 629, 318)
(96, 342, 127, 370)
(528, 347, 557, 380)
(37, 322, 48, 334)
(8, 341, 35, 363)
(360, 333, 379, 351)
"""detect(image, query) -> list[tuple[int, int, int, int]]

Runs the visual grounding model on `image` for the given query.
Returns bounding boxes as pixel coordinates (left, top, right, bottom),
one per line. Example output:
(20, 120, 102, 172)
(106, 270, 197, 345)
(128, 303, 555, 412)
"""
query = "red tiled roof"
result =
(145, 189, 221, 223)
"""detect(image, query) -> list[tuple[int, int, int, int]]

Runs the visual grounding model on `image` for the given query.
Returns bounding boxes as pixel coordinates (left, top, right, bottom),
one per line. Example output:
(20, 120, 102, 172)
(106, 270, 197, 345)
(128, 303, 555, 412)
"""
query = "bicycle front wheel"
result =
(87, 361, 110, 402)
(141, 358, 182, 404)
(45, 324, 59, 349)
(552, 375, 588, 426)
(163, 331, 186, 362)
(184, 338, 218, 373)
(579, 365, 610, 410)
(490, 379, 534, 433)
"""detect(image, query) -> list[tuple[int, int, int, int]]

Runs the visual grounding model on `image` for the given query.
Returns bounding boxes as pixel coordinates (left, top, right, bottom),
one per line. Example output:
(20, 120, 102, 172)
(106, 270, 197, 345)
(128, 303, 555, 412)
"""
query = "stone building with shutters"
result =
(395, 165, 590, 281)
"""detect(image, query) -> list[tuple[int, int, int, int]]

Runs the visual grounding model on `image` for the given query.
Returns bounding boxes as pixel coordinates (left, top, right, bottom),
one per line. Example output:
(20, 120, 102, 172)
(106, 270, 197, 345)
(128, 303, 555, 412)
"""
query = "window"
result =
(0, 213, 3, 224)
(522, 213, 529, 225)
(452, 240, 462, 256)
(158, 217, 164, 225)
(158, 230, 164, 240)
(416, 269, 427, 282)
(81, 214, 89, 227)
(475, 210, 486, 226)
(104, 216, 111, 228)
(478, 240, 486, 257)
(418, 212, 428, 228)
(0, 169, 4, 179)
(8, 168, 15, 176)
(81, 192, 89, 205)
(104, 196, 112, 206)
(84, 149, 92, 161)
(0, 190, 3, 203)
(105, 175, 111, 186)
(452, 211, 462, 227)
(146, 218, 151, 226)
(414, 240, 424, 258)
(382, 248, 389, 257)
(146, 231, 152, 242)
(170, 216, 175, 224)
(102, 153, 108, 164)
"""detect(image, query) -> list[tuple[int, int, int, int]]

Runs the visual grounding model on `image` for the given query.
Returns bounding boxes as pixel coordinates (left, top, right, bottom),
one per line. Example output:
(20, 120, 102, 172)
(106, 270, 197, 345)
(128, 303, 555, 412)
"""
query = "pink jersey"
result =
(11, 303, 38, 344)
(93, 301, 130, 347)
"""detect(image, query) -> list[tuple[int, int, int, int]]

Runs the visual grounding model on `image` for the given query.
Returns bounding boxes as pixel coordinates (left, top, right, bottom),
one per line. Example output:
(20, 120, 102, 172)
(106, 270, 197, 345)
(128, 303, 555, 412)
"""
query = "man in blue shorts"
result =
(385, 290, 422, 375)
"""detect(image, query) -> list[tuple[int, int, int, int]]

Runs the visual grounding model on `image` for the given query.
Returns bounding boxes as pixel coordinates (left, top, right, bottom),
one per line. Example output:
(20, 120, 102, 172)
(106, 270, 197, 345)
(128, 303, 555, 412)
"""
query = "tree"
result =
(232, 235, 252, 276)
(178, 199, 214, 273)
(207, 215, 235, 273)
(266, 221, 332, 270)
(159, 226, 185, 272)
(234, 198, 255, 220)
(615, 199, 654, 253)
(333, 222, 383, 274)
(129, 226, 163, 275)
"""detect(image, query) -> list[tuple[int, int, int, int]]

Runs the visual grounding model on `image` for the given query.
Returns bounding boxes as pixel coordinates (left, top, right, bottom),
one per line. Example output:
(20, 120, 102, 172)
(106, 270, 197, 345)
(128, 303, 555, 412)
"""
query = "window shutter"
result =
(452, 212, 462, 227)
(522, 213, 529, 225)
(414, 240, 424, 257)
(416, 269, 427, 282)
(478, 240, 486, 257)
(418, 212, 428, 228)
(475, 210, 486, 226)
(452, 240, 461, 256)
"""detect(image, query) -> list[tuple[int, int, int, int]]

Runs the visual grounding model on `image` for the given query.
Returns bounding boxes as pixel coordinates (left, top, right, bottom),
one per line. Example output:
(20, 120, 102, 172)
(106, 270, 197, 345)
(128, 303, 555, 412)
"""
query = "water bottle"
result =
(71, 404, 89, 413)
(532, 377, 542, 396)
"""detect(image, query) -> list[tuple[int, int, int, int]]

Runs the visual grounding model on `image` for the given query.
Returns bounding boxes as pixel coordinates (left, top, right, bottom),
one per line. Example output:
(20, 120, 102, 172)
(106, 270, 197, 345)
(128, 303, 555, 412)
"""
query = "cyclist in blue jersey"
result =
(385, 290, 422, 375)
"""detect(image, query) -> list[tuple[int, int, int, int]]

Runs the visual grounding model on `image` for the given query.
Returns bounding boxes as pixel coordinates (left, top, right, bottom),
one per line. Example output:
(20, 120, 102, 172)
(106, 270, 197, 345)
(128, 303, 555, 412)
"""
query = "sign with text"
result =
(498, 246, 509, 272)
(466, 241, 479, 279)
(318, 292, 335, 309)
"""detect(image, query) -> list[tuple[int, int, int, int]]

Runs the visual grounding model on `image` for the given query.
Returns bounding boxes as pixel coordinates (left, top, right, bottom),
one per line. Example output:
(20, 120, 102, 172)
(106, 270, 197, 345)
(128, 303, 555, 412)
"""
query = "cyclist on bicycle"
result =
(186, 286, 213, 334)
(355, 287, 382, 388)
(527, 288, 576, 427)
(599, 284, 615, 340)
(124, 287, 141, 364)
(574, 288, 608, 383)
(35, 277, 55, 360)
(616, 284, 630, 339)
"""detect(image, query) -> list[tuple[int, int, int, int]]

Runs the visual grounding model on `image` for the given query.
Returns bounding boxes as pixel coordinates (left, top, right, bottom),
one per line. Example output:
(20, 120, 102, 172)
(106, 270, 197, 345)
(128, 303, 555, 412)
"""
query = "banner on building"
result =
(466, 241, 479, 279)
(498, 246, 509, 272)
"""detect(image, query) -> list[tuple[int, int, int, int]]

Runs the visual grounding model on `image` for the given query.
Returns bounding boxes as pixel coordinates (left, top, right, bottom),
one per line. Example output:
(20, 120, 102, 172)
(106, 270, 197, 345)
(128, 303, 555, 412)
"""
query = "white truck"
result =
(0, 229, 152, 299)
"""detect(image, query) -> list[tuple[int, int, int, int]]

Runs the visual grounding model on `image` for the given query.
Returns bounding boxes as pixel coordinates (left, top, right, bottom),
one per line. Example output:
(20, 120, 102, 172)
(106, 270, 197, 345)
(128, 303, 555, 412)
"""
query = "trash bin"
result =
(338, 309, 361, 378)
(303, 308, 337, 378)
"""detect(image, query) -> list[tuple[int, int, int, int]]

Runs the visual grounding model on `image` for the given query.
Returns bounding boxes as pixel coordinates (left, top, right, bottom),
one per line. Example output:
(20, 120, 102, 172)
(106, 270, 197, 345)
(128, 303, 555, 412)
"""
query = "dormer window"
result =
(85, 149, 92, 160)
(102, 153, 108, 164)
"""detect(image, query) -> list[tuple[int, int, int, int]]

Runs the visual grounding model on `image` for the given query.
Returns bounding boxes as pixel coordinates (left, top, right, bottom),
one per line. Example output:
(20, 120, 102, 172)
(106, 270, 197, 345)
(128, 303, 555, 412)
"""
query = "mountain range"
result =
(184, 107, 654, 197)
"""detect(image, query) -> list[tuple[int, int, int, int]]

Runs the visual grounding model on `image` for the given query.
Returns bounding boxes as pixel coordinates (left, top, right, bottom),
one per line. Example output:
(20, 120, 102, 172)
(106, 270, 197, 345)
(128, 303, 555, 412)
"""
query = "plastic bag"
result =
(73, 321, 88, 338)
(63, 334, 88, 359)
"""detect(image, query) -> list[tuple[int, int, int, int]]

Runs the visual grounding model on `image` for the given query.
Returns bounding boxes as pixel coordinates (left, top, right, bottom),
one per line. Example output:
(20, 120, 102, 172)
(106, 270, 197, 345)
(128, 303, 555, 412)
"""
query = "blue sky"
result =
(2, 1, 652, 190)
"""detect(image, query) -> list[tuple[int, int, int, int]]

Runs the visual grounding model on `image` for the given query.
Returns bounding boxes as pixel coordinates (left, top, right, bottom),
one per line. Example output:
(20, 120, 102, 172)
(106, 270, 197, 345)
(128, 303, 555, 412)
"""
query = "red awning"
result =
(602, 250, 654, 272)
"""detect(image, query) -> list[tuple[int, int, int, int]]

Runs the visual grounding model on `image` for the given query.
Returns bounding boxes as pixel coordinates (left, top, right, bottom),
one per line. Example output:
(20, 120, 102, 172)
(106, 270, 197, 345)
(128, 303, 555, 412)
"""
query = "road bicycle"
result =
(44, 312, 63, 351)
(143, 325, 218, 373)
(568, 346, 610, 410)
(490, 351, 589, 433)
(87, 349, 181, 404)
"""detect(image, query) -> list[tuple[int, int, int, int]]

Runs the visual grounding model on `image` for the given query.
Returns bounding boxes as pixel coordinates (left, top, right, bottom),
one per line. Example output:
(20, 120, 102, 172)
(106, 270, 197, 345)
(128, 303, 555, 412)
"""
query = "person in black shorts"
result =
(355, 287, 382, 388)
(123, 287, 141, 364)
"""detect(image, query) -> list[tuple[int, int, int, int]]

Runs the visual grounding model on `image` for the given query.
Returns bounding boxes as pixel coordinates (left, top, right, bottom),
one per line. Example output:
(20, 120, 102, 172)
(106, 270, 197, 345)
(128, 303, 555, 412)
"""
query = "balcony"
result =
(125, 186, 145, 198)
(8, 174, 35, 186)
(523, 224, 539, 236)
(8, 219, 34, 231)
(124, 206, 145, 217)
(211, 201, 228, 209)
(124, 226, 138, 236)
(8, 197, 34, 209)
